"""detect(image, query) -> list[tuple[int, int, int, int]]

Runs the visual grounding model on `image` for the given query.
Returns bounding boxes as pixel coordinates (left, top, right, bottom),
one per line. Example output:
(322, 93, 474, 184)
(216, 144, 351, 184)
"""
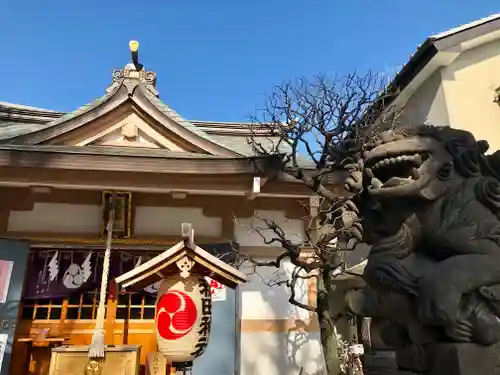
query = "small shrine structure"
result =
(115, 223, 247, 374)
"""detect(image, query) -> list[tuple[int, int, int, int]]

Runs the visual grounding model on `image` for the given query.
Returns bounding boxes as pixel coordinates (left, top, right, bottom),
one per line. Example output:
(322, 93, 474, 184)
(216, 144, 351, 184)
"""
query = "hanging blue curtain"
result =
(22, 242, 238, 300)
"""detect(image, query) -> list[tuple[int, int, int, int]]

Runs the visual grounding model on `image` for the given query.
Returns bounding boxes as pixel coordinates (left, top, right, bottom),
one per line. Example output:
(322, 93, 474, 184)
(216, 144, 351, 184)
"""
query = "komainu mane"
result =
(340, 125, 500, 372)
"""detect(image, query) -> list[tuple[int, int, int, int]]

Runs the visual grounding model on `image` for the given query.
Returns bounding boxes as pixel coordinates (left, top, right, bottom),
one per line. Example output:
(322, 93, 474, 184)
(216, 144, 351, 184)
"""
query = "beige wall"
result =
(239, 258, 326, 375)
(442, 39, 500, 152)
(402, 38, 500, 152)
(240, 331, 324, 375)
(400, 69, 450, 127)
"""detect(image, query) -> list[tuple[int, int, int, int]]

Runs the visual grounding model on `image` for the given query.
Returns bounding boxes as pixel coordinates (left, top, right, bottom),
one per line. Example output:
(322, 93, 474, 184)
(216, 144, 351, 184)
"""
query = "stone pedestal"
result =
(425, 343, 500, 375)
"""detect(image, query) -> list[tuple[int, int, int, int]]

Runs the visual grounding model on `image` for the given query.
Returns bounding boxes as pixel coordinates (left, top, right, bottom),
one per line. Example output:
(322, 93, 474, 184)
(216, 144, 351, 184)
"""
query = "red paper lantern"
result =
(156, 275, 212, 363)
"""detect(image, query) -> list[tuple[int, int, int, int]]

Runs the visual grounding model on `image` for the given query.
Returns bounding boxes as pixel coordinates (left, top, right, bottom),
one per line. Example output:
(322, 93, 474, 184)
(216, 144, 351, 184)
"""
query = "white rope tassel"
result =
(89, 194, 115, 359)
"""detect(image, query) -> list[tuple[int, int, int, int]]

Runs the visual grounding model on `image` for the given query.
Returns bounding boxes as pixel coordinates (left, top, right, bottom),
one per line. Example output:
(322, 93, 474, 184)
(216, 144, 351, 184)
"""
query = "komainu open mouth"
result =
(366, 152, 429, 188)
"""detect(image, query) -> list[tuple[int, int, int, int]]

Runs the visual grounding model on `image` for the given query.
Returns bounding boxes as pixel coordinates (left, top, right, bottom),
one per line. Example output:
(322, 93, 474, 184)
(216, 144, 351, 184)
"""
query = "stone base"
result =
(425, 343, 500, 375)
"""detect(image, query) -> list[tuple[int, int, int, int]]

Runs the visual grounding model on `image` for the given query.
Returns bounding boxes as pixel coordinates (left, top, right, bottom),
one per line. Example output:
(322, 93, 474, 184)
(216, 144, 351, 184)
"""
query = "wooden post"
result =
(309, 195, 321, 243)
(181, 223, 195, 250)
(104, 297, 117, 345)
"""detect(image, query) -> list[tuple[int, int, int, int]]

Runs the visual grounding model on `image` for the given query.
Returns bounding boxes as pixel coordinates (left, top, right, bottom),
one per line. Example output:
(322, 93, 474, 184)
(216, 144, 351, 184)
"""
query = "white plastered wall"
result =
(234, 209, 305, 247)
(8, 204, 223, 237)
(134, 206, 222, 236)
(441, 38, 500, 152)
(8, 203, 102, 233)
(240, 331, 325, 375)
(238, 254, 326, 375)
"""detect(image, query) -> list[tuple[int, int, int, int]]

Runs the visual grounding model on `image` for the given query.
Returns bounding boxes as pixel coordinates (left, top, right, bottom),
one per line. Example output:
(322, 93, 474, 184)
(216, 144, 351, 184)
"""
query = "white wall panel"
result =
(240, 332, 325, 375)
(134, 206, 222, 236)
(234, 210, 304, 247)
(240, 259, 310, 320)
(8, 203, 101, 234)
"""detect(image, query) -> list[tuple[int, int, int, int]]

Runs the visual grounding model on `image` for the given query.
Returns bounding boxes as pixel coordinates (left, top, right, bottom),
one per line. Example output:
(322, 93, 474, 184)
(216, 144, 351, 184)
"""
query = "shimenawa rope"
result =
(88, 194, 115, 359)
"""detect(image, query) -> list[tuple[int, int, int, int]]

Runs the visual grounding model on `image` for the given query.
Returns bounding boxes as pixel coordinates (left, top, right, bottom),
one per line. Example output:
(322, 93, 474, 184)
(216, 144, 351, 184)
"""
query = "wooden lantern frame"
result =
(115, 223, 247, 292)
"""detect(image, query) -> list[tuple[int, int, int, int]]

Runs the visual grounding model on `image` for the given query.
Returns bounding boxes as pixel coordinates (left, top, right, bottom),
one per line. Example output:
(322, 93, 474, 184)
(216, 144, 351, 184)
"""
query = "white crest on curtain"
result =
(144, 280, 161, 294)
(48, 251, 59, 282)
(63, 252, 93, 289)
(81, 252, 93, 283)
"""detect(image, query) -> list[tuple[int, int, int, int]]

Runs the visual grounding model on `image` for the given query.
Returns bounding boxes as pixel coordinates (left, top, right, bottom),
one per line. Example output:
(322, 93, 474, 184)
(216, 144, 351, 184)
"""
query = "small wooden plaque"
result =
(48, 345, 141, 375)
(146, 352, 167, 375)
(102, 191, 132, 238)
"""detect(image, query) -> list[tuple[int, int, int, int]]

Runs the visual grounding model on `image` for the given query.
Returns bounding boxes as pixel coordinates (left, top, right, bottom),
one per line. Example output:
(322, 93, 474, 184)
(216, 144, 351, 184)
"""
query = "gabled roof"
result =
(0, 58, 286, 157)
(0, 102, 64, 141)
(382, 13, 500, 109)
(0, 43, 318, 177)
(0, 100, 292, 157)
(1, 73, 241, 157)
(115, 223, 247, 290)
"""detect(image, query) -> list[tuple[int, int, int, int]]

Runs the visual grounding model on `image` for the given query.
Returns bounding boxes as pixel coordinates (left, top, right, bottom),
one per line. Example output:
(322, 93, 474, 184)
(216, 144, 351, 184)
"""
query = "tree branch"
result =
(240, 70, 401, 315)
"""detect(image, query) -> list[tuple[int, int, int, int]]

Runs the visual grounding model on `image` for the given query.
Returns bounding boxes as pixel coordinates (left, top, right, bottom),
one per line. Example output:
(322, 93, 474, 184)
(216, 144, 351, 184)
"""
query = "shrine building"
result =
(0, 42, 346, 375)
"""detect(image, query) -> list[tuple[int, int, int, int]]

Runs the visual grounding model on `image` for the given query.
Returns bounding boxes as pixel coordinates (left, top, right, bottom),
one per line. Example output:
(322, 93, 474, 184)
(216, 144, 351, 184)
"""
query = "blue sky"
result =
(0, 0, 498, 122)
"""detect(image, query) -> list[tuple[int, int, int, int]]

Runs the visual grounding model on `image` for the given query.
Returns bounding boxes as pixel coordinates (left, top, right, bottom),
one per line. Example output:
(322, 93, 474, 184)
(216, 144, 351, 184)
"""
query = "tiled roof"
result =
(0, 143, 254, 159)
(0, 101, 63, 141)
(0, 98, 284, 156)
(209, 134, 315, 166)
(0, 86, 312, 166)
(0, 97, 314, 166)
(0, 90, 118, 143)
(374, 12, 500, 113)
(0, 122, 49, 141)
(0, 102, 61, 113)
(430, 13, 500, 39)
(139, 86, 239, 154)
(45, 92, 114, 128)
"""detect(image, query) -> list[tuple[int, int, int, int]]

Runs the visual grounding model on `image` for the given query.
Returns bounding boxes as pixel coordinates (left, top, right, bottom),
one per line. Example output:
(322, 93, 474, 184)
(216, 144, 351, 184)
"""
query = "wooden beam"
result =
(171, 191, 187, 200)
(246, 176, 268, 200)
(308, 195, 321, 244)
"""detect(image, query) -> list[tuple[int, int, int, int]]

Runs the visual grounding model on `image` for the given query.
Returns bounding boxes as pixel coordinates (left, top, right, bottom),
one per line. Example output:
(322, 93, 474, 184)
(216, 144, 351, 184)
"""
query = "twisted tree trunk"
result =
(317, 269, 341, 375)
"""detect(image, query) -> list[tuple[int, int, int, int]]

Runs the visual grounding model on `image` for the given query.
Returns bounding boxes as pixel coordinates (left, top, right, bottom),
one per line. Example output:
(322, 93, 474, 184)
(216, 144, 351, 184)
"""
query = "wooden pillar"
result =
(104, 297, 117, 345)
(308, 195, 321, 244)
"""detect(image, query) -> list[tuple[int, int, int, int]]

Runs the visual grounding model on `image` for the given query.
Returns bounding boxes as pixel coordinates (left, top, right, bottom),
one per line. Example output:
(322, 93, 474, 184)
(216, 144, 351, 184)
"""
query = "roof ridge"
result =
(139, 85, 244, 155)
(0, 102, 63, 114)
(191, 120, 256, 126)
(0, 84, 125, 144)
(430, 12, 500, 40)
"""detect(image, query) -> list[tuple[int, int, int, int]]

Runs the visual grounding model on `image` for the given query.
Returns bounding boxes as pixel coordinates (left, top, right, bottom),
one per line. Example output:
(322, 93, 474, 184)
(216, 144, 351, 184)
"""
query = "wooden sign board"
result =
(208, 278, 226, 302)
(48, 345, 141, 375)
(102, 191, 132, 239)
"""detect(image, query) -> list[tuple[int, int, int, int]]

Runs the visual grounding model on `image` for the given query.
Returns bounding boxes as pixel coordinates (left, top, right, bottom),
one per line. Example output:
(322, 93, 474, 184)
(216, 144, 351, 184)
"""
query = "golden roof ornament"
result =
(106, 40, 159, 96)
(129, 40, 139, 66)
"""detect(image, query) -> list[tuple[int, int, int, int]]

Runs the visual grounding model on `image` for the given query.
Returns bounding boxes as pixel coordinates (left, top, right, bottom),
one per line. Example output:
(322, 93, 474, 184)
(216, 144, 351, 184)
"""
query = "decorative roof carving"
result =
(114, 223, 248, 290)
(106, 40, 159, 97)
(121, 123, 139, 141)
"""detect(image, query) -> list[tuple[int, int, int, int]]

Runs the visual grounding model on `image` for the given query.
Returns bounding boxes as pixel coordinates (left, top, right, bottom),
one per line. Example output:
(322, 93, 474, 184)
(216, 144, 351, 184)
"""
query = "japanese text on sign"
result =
(190, 279, 212, 358)
(207, 278, 226, 302)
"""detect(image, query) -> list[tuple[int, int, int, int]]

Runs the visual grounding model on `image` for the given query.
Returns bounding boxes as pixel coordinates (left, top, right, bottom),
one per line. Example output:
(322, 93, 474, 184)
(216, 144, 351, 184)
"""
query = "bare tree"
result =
(240, 71, 400, 375)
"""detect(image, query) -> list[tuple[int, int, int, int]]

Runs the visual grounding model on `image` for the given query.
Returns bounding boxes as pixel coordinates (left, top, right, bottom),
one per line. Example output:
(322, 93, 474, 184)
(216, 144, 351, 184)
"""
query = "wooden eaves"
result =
(115, 223, 248, 292)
